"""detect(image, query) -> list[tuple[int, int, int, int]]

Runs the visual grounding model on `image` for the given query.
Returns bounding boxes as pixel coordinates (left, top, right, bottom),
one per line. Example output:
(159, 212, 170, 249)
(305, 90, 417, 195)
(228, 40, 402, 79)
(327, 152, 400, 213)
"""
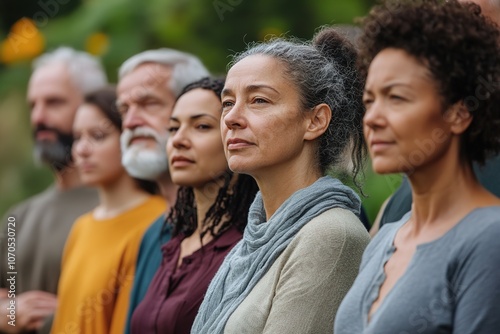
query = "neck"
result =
(54, 164, 83, 190)
(157, 171, 178, 208)
(192, 180, 221, 241)
(255, 154, 321, 220)
(407, 153, 491, 235)
(95, 173, 150, 219)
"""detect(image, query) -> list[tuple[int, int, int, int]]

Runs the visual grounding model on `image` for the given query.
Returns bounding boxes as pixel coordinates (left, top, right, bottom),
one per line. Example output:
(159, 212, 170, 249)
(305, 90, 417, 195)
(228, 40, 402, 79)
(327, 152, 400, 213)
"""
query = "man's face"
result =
(116, 62, 177, 180)
(27, 63, 83, 169)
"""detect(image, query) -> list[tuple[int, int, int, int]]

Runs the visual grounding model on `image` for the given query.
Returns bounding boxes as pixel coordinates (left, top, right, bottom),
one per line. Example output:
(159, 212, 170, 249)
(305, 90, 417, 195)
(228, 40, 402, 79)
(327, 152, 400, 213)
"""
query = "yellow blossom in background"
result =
(85, 32, 109, 56)
(259, 27, 284, 41)
(0, 18, 45, 65)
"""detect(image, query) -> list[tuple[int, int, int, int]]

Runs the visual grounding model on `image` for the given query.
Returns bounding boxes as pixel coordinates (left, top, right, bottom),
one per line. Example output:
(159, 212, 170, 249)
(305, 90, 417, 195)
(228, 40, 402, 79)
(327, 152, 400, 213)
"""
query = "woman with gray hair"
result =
(191, 27, 370, 334)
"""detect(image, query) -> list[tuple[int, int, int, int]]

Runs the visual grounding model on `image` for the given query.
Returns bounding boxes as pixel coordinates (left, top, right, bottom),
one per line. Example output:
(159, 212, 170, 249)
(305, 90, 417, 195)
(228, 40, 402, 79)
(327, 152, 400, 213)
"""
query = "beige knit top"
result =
(224, 207, 370, 334)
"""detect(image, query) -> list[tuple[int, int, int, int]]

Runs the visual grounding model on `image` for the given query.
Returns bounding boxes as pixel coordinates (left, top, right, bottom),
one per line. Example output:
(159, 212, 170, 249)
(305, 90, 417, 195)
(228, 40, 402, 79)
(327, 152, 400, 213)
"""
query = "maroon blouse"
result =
(130, 227, 242, 334)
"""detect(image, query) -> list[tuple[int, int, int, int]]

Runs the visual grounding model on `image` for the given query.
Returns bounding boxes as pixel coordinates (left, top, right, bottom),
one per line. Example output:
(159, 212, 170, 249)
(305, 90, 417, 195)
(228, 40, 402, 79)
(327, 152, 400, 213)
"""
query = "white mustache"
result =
(120, 126, 166, 148)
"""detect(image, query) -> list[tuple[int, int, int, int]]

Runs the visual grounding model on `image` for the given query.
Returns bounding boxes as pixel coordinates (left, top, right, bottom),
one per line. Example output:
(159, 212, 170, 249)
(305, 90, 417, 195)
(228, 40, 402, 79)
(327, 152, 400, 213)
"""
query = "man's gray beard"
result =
(121, 145, 168, 181)
(33, 140, 72, 170)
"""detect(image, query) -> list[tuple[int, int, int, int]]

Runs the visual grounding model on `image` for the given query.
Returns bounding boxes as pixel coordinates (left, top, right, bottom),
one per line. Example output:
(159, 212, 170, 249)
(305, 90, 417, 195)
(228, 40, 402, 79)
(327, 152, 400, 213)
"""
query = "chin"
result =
(371, 160, 402, 175)
(226, 156, 252, 174)
(80, 176, 100, 187)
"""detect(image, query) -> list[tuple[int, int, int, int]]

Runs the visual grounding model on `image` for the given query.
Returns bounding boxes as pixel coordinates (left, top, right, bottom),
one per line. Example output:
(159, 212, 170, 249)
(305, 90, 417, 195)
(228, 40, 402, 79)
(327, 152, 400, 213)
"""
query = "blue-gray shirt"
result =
(335, 206, 500, 334)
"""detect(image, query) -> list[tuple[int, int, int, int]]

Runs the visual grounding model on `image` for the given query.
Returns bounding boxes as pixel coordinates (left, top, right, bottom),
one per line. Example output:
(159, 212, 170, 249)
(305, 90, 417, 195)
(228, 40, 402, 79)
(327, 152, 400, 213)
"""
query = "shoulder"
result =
(284, 208, 370, 263)
(3, 186, 56, 216)
(294, 207, 370, 245)
(452, 206, 500, 256)
(143, 215, 167, 237)
(67, 212, 94, 233)
(139, 196, 167, 219)
(143, 195, 167, 209)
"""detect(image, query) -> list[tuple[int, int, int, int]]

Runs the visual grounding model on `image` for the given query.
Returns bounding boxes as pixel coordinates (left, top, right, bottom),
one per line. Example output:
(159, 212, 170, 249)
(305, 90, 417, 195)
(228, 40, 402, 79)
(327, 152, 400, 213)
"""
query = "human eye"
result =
(389, 94, 405, 101)
(196, 124, 212, 130)
(167, 126, 179, 134)
(46, 97, 66, 107)
(145, 99, 160, 106)
(253, 97, 269, 104)
(117, 104, 128, 116)
(142, 98, 162, 111)
(222, 100, 234, 109)
(92, 131, 107, 141)
(362, 96, 374, 108)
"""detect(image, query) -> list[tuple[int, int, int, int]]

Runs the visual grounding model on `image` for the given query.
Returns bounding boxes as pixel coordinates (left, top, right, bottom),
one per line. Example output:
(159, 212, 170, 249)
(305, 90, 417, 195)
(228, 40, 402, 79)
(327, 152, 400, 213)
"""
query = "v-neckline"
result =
(365, 206, 499, 326)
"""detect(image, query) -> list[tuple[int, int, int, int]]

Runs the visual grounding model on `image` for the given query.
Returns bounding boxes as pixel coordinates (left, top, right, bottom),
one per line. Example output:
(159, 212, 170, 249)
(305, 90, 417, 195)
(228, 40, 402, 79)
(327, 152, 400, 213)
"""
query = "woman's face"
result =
(166, 88, 228, 189)
(220, 54, 310, 177)
(363, 48, 456, 175)
(72, 104, 126, 186)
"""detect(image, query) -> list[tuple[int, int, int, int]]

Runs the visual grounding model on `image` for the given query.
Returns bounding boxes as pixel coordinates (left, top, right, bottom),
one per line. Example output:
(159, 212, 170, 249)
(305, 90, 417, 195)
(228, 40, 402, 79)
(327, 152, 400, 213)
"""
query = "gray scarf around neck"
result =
(191, 176, 361, 334)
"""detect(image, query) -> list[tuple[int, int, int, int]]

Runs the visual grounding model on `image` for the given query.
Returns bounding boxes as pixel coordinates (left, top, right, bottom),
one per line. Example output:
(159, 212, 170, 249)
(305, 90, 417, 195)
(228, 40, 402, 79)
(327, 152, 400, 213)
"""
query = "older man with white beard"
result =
(116, 49, 209, 334)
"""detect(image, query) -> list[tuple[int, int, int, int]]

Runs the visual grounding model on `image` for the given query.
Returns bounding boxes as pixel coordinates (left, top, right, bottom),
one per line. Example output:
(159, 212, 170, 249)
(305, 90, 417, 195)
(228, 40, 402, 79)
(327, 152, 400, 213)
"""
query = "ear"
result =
(304, 103, 332, 141)
(444, 101, 472, 135)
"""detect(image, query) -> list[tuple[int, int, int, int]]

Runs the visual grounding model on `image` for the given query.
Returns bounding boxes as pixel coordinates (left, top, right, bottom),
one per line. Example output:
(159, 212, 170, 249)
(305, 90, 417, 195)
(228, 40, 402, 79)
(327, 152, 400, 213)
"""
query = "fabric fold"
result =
(191, 176, 360, 334)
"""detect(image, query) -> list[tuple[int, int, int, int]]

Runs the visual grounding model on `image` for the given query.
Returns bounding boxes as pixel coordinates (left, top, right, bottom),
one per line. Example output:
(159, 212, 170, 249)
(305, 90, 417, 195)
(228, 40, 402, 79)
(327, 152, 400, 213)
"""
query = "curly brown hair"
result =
(358, 0, 500, 165)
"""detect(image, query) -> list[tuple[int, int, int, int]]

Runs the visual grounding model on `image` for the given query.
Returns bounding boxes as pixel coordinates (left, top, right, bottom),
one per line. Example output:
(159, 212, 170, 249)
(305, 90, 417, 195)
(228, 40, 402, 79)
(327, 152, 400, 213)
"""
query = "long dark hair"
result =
(83, 87, 159, 195)
(164, 77, 259, 239)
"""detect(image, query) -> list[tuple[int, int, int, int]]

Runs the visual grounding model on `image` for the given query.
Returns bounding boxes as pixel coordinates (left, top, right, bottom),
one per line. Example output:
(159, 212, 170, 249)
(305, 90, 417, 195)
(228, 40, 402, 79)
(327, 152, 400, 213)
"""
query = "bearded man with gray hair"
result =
(116, 48, 209, 334)
(0, 47, 107, 333)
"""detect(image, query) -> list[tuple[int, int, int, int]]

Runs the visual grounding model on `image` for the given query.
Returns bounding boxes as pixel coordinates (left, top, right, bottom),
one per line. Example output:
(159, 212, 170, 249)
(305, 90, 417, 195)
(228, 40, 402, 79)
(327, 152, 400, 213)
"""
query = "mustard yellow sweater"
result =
(51, 196, 166, 334)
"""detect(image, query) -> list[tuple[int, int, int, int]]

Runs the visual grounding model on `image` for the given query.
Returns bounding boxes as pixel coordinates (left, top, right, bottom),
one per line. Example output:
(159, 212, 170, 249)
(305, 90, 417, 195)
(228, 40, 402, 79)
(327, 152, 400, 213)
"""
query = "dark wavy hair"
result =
(165, 77, 259, 239)
(358, 0, 500, 165)
(83, 87, 159, 194)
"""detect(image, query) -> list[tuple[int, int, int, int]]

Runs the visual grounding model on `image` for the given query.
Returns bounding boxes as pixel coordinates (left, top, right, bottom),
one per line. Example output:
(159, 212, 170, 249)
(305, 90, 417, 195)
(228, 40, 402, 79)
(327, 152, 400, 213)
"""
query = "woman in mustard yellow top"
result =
(51, 87, 166, 334)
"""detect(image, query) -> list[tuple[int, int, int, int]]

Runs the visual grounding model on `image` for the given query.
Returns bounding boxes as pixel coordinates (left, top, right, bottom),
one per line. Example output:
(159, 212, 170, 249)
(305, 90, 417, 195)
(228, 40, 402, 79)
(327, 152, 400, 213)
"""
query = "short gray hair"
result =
(118, 48, 210, 98)
(32, 46, 108, 95)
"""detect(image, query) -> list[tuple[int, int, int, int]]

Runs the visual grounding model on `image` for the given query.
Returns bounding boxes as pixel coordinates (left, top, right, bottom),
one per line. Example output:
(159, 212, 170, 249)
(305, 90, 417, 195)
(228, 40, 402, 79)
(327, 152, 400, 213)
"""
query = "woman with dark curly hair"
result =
(192, 27, 370, 334)
(335, 0, 500, 333)
(129, 77, 258, 334)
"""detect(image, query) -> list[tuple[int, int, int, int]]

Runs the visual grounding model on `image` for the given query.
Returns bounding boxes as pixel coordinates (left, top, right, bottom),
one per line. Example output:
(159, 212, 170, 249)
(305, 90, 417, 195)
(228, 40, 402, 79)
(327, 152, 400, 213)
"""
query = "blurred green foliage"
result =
(0, 0, 397, 224)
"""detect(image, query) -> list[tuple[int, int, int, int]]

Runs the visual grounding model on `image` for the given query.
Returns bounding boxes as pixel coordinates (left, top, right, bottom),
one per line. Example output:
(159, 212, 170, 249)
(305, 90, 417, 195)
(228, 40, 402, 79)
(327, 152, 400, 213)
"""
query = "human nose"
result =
(122, 105, 145, 130)
(363, 99, 386, 129)
(30, 102, 48, 126)
(222, 102, 246, 130)
(170, 126, 191, 150)
(73, 137, 92, 159)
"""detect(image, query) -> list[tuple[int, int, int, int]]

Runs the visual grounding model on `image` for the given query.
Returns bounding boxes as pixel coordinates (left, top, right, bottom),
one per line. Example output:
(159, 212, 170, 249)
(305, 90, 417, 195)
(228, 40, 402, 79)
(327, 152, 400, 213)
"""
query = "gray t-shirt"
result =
(335, 206, 500, 334)
(0, 184, 98, 294)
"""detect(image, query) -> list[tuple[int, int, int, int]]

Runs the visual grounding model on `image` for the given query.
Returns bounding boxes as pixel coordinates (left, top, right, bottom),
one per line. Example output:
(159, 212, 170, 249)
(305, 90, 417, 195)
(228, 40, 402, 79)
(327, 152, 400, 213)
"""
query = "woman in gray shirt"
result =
(335, 0, 500, 333)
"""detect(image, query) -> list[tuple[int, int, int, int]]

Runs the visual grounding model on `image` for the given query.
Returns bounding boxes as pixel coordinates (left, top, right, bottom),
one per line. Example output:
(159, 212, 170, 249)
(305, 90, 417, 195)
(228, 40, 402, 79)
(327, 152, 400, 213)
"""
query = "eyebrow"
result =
(170, 113, 219, 122)
(364, 82, 412, 94)
(222, 84, 280, 97)
(116, 92, 160, 106)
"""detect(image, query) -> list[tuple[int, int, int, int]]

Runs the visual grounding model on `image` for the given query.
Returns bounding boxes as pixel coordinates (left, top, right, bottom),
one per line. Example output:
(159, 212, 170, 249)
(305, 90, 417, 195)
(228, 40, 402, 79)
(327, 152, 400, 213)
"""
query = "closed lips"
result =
(226, 138, 253, 149)
(171, 156, 194, 163)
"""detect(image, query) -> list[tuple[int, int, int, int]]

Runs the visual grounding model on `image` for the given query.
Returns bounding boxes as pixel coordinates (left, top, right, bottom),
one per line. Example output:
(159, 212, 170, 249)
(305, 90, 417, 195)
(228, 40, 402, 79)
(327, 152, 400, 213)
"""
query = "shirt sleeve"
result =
(261, 212, 369, 334)
(453, 222, 500, 333)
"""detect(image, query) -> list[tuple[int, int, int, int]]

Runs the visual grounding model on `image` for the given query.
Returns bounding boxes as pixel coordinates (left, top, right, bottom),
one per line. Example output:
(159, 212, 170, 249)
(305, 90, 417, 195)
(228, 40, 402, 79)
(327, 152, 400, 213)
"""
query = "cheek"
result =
(220, 122, 229, 141)
(203, 137, 227, 170)
(363, 124, 371, 140)
(166, 138, 174, 157)
(101, 137, 123, 160)
(153, 112, 172, 130)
